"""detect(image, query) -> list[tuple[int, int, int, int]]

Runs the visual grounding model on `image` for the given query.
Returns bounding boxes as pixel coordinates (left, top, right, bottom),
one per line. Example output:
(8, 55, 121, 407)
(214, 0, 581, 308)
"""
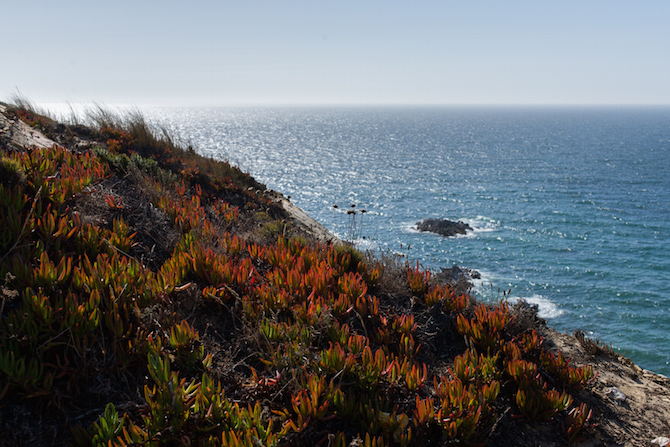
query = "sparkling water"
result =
(144, 106, 670, 375)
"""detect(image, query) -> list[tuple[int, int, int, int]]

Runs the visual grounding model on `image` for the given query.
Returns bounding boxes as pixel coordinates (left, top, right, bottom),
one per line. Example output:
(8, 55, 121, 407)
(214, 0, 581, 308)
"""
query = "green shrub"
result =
(0, 157, 26, 187)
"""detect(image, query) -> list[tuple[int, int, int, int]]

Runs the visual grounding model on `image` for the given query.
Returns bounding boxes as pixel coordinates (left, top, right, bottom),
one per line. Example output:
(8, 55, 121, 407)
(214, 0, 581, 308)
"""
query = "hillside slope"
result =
(0, 102, 668, 446)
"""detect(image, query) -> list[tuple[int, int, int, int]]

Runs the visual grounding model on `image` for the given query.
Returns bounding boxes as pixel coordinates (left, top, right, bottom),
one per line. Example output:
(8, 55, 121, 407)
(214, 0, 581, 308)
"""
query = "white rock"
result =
(603, 386, 626, 404)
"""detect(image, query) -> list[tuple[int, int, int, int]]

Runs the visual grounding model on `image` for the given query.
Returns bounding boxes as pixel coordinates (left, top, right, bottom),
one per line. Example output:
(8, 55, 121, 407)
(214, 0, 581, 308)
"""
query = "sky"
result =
(3, 0, 670, 106)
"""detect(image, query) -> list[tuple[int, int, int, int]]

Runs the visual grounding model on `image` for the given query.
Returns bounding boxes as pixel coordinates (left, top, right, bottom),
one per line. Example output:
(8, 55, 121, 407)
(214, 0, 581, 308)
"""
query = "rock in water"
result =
(416, 218, 473, 237)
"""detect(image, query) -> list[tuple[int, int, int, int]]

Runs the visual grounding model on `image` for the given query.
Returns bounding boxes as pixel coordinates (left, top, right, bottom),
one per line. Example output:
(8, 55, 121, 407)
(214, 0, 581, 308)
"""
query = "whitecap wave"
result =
(460, 216, 499, 234)
(469, 268, 497, 294)
(510, 294, 564, 319)
(405, 223, 422, 234)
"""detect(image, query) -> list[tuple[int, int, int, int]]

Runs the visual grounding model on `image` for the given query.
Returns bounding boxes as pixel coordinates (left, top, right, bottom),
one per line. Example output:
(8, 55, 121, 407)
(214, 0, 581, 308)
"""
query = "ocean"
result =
(140, 106, 670, 375)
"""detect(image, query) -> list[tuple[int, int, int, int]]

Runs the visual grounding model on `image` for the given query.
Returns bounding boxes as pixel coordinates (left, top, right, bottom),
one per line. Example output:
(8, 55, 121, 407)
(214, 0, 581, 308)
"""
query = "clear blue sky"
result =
(3, 0, 669, 106)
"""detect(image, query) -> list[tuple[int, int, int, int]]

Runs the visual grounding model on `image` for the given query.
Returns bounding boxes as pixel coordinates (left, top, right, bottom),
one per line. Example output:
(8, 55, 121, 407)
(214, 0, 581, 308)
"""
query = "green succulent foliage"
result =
(91, 403, 124, 446)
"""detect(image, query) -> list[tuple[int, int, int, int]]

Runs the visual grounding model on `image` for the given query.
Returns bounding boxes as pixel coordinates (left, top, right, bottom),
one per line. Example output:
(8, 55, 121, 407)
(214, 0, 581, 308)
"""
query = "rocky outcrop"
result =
(273, 193, 339, 244)
(416, 218, 472, 237)
(0, 104, 56, 150)
(432, 265, 480, 296)
(435, 265, 480, 282)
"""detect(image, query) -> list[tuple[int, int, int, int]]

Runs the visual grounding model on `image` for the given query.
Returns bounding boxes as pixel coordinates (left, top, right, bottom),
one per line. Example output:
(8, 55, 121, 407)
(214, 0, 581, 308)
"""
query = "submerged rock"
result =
(416, 218, 473, 237)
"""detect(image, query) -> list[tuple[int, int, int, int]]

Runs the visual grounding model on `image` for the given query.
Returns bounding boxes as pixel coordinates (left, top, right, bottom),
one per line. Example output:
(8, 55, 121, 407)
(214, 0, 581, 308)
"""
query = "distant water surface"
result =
(143, 106, 670, 375)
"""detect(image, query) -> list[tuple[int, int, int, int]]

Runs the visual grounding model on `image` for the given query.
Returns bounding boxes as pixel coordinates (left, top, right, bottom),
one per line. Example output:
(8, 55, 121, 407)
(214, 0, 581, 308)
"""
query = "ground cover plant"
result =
(0, 103, 602, 446)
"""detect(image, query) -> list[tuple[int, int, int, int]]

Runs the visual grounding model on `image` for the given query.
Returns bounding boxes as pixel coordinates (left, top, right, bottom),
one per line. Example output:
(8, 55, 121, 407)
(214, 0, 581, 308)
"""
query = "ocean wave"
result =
(509, 294, 564, 319)
(458, 216, 499, 237)
(469, 268, 497, 293)
(464, 270, 564, 319)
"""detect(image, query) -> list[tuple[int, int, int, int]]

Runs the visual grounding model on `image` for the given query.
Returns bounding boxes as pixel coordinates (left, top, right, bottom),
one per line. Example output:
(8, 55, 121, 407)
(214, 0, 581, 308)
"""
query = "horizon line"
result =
(30, 101, 670, 109)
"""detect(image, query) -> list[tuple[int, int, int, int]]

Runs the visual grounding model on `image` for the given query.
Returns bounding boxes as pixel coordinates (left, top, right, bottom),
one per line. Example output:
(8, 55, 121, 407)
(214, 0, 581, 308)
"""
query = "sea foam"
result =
(510, 295, 564, 319)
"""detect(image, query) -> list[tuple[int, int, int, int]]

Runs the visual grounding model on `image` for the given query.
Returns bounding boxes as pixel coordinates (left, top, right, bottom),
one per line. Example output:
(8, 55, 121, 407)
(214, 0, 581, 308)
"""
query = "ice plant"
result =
(407, 260, 430, 295)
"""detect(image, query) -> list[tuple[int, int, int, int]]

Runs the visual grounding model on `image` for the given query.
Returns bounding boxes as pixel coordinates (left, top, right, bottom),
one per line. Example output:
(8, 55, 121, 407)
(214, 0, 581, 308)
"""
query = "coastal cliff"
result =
(1, 102, 668, 446)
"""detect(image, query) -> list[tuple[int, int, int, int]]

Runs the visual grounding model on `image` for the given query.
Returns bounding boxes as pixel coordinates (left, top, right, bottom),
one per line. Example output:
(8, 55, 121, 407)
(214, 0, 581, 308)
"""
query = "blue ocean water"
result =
(145, 106, 670, 375)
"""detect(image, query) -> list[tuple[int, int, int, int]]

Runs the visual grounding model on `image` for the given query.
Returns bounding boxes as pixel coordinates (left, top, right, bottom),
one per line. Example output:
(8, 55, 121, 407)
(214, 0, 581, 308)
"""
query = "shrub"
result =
(0, 157, 26, 187)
